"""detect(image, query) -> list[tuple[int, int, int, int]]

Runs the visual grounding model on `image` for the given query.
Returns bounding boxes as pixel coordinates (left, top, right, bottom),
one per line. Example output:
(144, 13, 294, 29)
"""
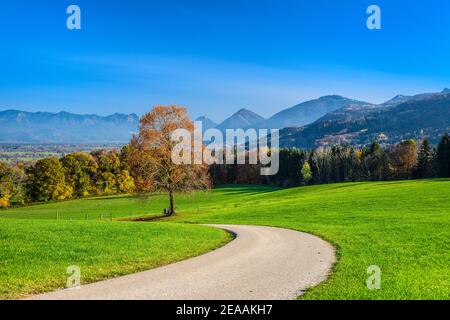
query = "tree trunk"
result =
(169, 190, 175, 215)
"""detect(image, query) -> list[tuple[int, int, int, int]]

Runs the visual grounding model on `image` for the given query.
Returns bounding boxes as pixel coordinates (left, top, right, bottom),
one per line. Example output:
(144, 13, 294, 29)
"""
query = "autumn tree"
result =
(388, 140, 417, 179)
(117, 169, 135, 194)
(26, 158, 73, 202)
(90, 150, 135, 195)
(92, 151, 121, 195)
(300, 161, 312, 185)
(128, 105, 210, 215)
(62, 152, 98, 197)
(6, 163, 26, 206)
(0, 162, 14, 207)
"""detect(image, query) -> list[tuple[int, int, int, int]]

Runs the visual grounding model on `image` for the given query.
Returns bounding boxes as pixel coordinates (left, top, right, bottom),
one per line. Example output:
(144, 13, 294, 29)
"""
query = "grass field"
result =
(1, 180, 449, 299)
(0, 187, 273, 220)
(0, 220, 231, 299)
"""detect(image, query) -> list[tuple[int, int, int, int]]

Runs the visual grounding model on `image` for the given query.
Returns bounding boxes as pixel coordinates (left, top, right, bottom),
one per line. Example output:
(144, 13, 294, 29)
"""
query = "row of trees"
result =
(0, 150, 135, 207)
(211, 134, 450, 187)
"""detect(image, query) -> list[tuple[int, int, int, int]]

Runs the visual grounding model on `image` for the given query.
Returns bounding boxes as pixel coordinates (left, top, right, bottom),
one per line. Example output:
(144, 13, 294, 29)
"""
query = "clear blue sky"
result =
(1, 0, 450, 121)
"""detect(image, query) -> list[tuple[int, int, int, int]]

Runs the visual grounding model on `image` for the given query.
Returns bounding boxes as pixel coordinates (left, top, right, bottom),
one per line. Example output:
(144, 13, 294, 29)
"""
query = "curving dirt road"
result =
(31, 224, 335, 300)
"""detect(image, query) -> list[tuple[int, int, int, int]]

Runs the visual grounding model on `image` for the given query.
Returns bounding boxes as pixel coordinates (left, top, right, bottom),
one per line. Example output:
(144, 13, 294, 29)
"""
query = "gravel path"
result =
(31, 224, 335, 300)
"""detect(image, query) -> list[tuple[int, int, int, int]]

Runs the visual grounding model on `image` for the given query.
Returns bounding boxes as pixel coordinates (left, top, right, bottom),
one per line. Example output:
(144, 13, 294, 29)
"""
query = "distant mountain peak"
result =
(382, 94, 413, 107)
(196, 115, 216, 123)
(442, 88, 450, 93)
(234, 108, 262, 118)
(318, 94, 346, 100)
(254, 95, 367, 130)
(236, 107, 252, 113)
(216, 108, 265, 131)
(195, 116, 218, 132)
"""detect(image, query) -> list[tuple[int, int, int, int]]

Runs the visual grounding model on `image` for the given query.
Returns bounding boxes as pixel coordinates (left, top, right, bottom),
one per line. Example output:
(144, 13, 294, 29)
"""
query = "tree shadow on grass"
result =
(367, 178, 450, 188)
(214, 185, 281, 197)
(85, 194, 138, 201)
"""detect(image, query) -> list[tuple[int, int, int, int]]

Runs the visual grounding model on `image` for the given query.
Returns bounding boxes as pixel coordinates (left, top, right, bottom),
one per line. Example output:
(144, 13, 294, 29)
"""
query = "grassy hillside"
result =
(172, 181, 450, 299)
(1, 180, 449, 299)
(0, 186, 273, 220)
(0, 220, 231, 299)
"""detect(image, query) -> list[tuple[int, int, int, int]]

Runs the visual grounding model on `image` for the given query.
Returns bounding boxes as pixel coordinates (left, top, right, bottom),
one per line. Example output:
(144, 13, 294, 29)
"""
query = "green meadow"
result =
(0, 180, 449, 299)
(0, 220, 231, 299)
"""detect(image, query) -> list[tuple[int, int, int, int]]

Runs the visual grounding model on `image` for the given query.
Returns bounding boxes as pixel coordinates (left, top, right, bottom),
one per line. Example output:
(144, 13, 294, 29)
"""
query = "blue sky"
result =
(1, 0, 450, 121)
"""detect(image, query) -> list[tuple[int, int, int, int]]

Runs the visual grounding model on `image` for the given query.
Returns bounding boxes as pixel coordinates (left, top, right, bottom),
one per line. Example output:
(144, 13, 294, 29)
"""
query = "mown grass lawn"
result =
(0, 219, 231, 299)
(1, 180, 449, 299)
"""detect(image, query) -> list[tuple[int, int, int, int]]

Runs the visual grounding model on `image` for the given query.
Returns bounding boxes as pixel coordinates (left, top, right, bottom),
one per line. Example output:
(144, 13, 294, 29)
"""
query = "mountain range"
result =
(196, 95, 368, 132)
(2, 89, 450, 146)
(277, 89, 450, 148)
(0, 110, 139, 143)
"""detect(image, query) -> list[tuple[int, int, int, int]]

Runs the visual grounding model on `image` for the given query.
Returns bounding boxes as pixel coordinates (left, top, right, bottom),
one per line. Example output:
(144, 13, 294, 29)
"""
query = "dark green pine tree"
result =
(415, 139, 433, 178)
(436, 134, 450, 177)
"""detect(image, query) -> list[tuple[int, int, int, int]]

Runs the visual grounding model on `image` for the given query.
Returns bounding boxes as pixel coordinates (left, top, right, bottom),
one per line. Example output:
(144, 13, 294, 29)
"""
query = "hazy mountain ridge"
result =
(196, 95, 367, 133)
(0, 110, 139, 143)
